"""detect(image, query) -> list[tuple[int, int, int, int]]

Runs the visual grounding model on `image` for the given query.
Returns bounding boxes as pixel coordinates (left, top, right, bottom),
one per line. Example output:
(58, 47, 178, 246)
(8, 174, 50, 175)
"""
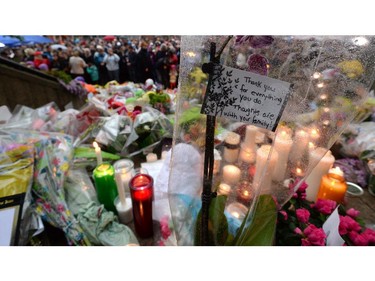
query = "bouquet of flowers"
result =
(276, 180, 375, 246)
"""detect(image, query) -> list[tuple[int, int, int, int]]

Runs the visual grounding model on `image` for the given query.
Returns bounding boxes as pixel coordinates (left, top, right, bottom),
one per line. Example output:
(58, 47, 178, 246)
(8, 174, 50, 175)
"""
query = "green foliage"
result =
(194, 195, 229, 246)
(231, 195, 277, 246)
(49, 70, 73, 84)
(74, 147, 120, 161)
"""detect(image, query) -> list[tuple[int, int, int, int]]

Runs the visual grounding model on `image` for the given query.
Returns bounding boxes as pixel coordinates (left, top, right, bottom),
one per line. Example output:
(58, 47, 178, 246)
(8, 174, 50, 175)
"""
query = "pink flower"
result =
(296, 208, 310, 224)
(160, 215, 172, 240)
(339, 215, 362, 235)
(346, 208, 360, 218)
(294, 227, 303, 235)
(158, 240, 166, 246)
(312, 199, 337, 215)
(348, 231, 368, 246)
(291, 180, 308, 200)
(279, 210, 288, 221)
(302, 224, 326, 246)
(362, 228, 375, 245)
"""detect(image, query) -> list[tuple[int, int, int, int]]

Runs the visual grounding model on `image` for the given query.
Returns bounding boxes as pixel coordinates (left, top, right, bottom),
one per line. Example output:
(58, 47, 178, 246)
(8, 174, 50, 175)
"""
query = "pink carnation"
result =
(362, 228, 375, 245)
(346, 208, 360, 218)
(313, 199, 337, 215)
(348, 231, 368, 246)
(279, 210, 288, 221)
(339, 215, 362, 235)
(302, 224, 326, 246)
(158, 240, 166, 246)
(294, 227, 303, 235)
(296, 208, 310, 224)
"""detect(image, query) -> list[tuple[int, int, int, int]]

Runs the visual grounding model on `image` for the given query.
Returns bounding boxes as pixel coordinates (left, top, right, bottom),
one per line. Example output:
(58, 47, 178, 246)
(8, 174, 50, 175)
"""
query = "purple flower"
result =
(296, 208, 310, 224)
(235, 36, 274, 48)
(247, 54, 269, 76)
(301, 224, 326, 246)
(312, 199, 337, 215)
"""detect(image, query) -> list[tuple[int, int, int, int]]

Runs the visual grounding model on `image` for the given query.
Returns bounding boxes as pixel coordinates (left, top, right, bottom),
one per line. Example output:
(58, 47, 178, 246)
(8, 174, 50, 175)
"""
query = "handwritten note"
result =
(201, 64, 292, 131)
(322, 206, 345, 246)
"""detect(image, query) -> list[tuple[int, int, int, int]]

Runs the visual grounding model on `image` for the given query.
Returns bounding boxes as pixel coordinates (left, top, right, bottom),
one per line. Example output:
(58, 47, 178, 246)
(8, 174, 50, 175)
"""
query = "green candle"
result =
(93, 163, 118, 213)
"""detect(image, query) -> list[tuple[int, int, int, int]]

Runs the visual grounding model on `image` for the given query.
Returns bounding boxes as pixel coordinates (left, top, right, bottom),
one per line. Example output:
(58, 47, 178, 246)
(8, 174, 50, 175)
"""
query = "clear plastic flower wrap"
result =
(168, 35, 375, 246)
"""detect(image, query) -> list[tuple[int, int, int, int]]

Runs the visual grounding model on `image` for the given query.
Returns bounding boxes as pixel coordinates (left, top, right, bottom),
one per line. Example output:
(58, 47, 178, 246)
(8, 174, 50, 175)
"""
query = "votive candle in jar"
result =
(129, 173, 154, 238)
(93, 163, 119, 213)
(222, 164, 241, 186)
(223, 132, 240, 163)
(317, 167, 347, 204)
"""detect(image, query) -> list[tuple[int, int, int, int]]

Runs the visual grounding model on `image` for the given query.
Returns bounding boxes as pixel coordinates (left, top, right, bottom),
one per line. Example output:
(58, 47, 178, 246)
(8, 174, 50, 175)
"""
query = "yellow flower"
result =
(337, 60, 364, 78)
(60, 162, 69, 172)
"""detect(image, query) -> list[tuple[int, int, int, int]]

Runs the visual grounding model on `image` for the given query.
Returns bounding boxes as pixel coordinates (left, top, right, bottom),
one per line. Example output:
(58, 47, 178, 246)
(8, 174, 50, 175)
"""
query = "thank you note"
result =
(201, 64, 292, 131)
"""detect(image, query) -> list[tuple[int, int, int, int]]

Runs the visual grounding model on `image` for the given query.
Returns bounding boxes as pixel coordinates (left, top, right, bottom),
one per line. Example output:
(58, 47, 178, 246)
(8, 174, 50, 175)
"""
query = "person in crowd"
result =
(118, 43, 129, 83)
(94, 45, 107, 85)
(33, 51, 50, 70)
(127, 45, 137, 82)
(135, 41, 153, 83)
(86, 61, 99, 84)
(50, 52, 61, 70)
(69, 50, 87, 79)
(24, 48, 35, 62)
(154, 43, 169, 88)
(103, 48, 120, 82)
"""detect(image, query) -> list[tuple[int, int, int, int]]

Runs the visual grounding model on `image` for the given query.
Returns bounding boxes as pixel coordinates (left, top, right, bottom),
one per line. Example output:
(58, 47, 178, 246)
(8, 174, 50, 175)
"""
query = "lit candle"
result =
(272, 131, 293, 181)
(226, 202, 248, 220)
(289, 129, 309, 162)
(317, 167, 347, 203)
(129, 173, 154, 238)
(146, 153, 158, 163)
(236, 180, 252, 205)
(93, 163, 119, 213)
(308, 142, 316, 153)
(223, 132, 240, 163)
(310, 127, 320, 142)
(253, 145, 279, 194)
(93, 141, 102, 166)
(305, 148, 335, 202)
(217, 183, 231, 196)
(239, 143, 256, 164)
(222, 164, 241, 186)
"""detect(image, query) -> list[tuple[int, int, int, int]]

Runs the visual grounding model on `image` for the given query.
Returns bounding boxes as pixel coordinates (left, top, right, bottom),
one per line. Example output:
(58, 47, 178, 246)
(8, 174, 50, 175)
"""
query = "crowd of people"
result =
(1, 36, 181, 89)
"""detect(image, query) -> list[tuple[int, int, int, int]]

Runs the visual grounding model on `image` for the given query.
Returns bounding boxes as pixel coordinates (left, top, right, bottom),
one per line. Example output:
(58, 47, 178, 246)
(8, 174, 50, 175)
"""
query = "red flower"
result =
(296, 208, 310, 224)
(362, 228, 375, 245)
(312, 199, 337, 215)
(339, 215, 362, 235)
(346, 208, 360, 218)
(301, 224, 326, 246)
(160, 215, 172, 240)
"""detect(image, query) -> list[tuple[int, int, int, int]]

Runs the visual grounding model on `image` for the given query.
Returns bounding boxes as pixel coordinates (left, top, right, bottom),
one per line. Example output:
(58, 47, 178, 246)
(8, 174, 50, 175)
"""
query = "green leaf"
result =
(231, 194, 277, 246)
(74, 147, 120, 161)
(194, 195, 229, 246)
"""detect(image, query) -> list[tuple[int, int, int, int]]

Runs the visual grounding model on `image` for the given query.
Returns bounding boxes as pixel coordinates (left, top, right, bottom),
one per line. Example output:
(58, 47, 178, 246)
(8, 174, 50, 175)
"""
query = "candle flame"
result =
(296, 168, 303, 175)
(243, 190, 249, 196)
(313, 72, 321, 79)
(232, 211, 240, 219)
(317, 83, 324, 88)
(308, 142, 315, 149)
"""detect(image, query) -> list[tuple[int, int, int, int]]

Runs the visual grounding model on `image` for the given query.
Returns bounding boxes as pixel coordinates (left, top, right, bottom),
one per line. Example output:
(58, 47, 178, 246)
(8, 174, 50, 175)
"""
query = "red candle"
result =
(129, 174, 154, 238)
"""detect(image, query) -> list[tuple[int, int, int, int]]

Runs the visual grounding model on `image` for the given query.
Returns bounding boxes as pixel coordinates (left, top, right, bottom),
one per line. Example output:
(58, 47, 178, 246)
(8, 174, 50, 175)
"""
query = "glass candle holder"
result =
(93, 163, 119, 213)
(129, 173, 154, 238)
(317, 167, 347, 204)
(114, 159, 135, 195)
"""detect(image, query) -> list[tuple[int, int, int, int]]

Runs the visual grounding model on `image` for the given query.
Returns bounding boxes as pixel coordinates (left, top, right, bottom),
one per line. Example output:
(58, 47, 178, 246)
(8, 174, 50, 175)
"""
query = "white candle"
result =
(146, 153, 158, 162)
(114, 159, 135, 194)
(213, 149, 222, 175)
(272, 132, 293, 181)
(305, 148, 335, 202)
(226, 202, 248, 220)
(217, 183, 231, 196)
(244, 125, 258, 152)
(239, 143, 256, 164)
(114, 196, 133, 224)
(253, 145, 279, 194)
(223, 132, 240, 163)
(93, 141, 102, 166)
(222, 164, 241, 186)
(310, 127, 320, 142)
(289, 129, 309, 162)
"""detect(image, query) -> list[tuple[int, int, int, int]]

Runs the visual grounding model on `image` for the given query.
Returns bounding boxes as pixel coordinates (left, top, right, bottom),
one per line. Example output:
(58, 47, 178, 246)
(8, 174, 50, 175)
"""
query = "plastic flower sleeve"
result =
(169, 36, 375, 246)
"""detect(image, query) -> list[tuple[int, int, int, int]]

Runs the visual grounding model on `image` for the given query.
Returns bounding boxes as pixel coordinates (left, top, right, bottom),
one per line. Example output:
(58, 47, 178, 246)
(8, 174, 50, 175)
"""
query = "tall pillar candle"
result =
(93, 163, 118, 213)
(272, 131, 293, 181)
(289, 129, 309, 162)
(305, 148, 335, 202)
(253, 145, 279, 194)
(244, 125, 258, 152)
(223, 132, 240, 163)
(129, 173, 154, 238)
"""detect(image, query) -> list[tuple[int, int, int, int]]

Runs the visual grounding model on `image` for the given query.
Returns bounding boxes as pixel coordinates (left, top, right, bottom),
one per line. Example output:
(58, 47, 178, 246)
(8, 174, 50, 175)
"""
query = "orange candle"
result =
(317, 167, 347, 203)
